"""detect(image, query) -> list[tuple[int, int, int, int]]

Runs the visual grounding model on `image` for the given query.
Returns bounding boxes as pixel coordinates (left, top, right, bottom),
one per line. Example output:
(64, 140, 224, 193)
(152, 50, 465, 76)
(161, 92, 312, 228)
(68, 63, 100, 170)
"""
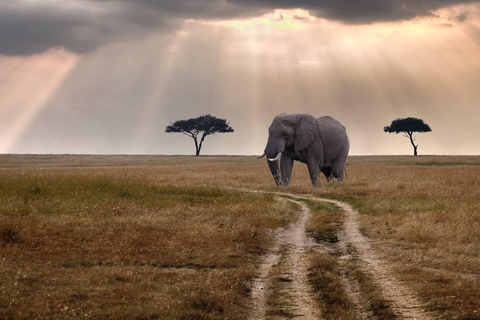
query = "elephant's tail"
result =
(344, 167, 348, 179)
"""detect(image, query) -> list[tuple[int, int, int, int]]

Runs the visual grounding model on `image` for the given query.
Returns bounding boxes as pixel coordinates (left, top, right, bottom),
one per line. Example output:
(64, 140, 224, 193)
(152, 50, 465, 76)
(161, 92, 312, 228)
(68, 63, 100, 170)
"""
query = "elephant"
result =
(260, 113, 349, 187)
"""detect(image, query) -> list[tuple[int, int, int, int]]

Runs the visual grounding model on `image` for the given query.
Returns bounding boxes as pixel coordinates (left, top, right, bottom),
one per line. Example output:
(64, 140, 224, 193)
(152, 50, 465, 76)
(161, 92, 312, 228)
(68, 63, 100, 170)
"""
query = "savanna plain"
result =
(0, 155, 479, 319)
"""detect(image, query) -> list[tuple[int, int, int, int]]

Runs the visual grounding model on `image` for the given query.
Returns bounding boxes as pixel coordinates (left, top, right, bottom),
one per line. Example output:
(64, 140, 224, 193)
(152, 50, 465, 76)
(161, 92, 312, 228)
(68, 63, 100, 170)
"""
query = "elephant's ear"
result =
(294, 115, 320, 154)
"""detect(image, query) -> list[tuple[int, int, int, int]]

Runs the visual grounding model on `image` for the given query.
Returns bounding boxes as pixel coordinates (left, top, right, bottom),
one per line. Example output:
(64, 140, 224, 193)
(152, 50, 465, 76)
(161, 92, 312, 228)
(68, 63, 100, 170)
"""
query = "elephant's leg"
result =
(321, 166, 332, 181)
(331, 157, 347, 181)
(306, 160, 321, 186)
(333, 140, 350, 182)
(280, 154, 294, 187)
(331, 162, 342, 181)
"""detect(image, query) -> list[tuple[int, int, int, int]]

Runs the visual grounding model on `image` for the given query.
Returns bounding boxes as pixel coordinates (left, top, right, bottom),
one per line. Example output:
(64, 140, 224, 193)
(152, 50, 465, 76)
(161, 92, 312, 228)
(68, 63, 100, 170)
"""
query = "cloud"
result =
(235, 0, 480, 23)
(5, 11, 480, 155)
(455, 11, 470, 22)
(1, 0, 479, 55)
(0, 1, 179, 55)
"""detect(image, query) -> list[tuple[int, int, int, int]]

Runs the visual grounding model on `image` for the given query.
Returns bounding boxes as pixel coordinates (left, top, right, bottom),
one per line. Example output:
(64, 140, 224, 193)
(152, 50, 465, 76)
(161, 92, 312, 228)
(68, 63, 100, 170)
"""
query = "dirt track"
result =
(250, 200, 320, 319)
(239, 189, 432, 320)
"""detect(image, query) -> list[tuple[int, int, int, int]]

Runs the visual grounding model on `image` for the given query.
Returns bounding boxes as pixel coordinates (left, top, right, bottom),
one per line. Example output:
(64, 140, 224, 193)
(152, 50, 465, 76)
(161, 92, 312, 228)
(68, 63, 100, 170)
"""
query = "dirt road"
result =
(238, 189, 432, 320)
(250, 200, 321, 319)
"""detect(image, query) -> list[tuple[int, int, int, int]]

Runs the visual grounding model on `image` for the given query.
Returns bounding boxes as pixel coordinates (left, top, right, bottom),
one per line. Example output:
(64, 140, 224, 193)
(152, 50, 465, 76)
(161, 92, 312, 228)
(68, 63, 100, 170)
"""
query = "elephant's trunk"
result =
(267, 159, 282, 186)
(265, 137, 285, 186)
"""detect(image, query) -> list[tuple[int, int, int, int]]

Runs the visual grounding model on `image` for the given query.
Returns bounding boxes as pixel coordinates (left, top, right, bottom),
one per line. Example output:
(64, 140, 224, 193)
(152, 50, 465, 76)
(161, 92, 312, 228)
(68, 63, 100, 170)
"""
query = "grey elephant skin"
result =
(263, 113, 349, 187)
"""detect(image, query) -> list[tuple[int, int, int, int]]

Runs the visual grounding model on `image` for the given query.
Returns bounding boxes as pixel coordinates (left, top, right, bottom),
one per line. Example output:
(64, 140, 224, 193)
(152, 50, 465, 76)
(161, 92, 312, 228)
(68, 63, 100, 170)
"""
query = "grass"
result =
(0, 218, 22, 244)
(305, 158, 480, 320)
(0, 165, 297, 319)
(1, 154, 480, 319)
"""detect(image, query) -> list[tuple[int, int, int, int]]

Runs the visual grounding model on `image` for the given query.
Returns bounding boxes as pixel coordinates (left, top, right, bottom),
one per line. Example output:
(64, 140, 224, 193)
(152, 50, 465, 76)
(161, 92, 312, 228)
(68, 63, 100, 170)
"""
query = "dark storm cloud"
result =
(231, 0, 480, 23)
(1, 0, 479, 55)
(0, 1, 178, 55)
(0, 6, 105, 55)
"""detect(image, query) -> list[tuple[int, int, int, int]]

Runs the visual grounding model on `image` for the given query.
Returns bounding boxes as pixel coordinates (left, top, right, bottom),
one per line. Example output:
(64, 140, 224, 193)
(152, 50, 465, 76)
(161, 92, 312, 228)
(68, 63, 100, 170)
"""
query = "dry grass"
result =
(333, 159, 480, 320)
(0, 159, 297, 319)
(1, 154, 479, 319)
(305, 156, 480, 320)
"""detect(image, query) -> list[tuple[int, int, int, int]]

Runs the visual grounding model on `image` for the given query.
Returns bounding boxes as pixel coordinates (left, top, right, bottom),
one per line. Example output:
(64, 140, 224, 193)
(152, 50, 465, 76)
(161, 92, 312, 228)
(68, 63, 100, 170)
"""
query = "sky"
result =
(1, 1, 480, 156)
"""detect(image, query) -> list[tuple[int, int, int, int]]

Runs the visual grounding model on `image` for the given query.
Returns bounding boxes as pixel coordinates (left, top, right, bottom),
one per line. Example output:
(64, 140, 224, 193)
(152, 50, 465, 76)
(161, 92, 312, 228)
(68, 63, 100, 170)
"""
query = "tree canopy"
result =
(384, 117, 432, 156)
(165, 114, 234, 156)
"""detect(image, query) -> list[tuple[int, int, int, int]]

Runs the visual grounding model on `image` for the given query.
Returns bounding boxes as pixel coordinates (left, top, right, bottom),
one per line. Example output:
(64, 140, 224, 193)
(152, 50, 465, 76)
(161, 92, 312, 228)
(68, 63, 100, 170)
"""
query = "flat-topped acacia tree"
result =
(165, 114, 234, 156)
(384, 117, 432, 156)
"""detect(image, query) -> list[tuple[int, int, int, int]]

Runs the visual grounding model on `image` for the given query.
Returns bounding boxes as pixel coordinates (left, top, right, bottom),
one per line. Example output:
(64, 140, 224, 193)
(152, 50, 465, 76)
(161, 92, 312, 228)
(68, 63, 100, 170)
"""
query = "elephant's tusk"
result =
(257, 152, 266, 159)
(268, 152, 282, 162)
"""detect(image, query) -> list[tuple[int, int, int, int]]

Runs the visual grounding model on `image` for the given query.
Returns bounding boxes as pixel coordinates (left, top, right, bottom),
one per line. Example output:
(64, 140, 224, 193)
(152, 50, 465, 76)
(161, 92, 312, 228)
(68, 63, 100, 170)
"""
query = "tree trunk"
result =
(197, 133, 207, 156)
(407, 132, 418, 156)
(194, 137, 200, 156)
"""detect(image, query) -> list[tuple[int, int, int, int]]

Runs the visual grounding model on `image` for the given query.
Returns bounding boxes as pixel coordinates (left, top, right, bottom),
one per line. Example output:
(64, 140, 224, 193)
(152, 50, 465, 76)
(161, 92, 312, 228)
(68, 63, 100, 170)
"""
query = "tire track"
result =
(326, 198, 432, 320)
(249, 200, 321, 319)
(233, 188, 432, 320)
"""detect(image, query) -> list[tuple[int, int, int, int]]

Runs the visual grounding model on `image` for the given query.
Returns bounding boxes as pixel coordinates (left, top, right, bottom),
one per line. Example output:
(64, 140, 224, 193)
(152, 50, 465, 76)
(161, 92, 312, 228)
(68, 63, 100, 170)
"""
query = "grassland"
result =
(1, 154, 479, 319)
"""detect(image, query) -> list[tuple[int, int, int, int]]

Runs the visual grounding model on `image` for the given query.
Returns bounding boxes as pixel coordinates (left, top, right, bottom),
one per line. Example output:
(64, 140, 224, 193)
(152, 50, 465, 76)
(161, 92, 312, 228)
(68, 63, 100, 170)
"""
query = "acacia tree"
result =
(165, 114, 234, 156)
(384, 117, 432, 156)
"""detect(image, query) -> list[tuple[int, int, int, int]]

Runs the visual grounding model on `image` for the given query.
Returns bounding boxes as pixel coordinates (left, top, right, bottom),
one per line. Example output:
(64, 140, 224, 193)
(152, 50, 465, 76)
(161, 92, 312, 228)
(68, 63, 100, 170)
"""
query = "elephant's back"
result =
(317, 116, 347, 136)
(317, 116, 349, 164)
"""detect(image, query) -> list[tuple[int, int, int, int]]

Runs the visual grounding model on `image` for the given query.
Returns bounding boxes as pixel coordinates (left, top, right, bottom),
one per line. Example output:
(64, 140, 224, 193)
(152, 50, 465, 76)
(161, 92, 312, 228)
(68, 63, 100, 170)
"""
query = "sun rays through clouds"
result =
(0, 49, 79, 152)
(1, 5, 480, 155)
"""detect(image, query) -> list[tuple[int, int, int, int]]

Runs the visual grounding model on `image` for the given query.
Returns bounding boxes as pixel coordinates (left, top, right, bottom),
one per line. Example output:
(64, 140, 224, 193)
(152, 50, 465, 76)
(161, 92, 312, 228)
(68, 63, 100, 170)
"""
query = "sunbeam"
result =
(130, 26, 190, 151)
(0, 49, 79, 152)
(2, 5, 480, 155)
